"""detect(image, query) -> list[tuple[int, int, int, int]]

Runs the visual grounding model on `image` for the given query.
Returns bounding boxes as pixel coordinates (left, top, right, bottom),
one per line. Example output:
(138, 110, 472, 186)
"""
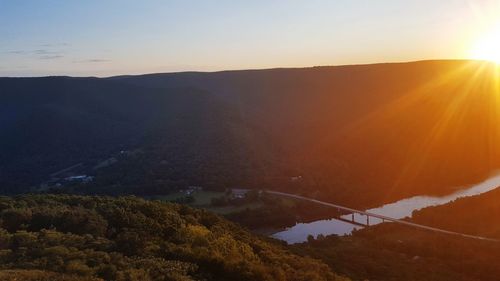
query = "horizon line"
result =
(1, 59, 492, 79)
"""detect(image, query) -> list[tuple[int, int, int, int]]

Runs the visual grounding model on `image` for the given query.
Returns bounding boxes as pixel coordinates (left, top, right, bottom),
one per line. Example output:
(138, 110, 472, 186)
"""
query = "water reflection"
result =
(272, 173, 500, 244)
(271, 218, 362, 244)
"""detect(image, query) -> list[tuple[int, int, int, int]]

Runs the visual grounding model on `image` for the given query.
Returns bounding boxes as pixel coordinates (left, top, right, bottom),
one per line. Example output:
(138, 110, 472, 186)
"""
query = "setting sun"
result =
(470, 23, 500, 64)
(5, 1, 500, 281)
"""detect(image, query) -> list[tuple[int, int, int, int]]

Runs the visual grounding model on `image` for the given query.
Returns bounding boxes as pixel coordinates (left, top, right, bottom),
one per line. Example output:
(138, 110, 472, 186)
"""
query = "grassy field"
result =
(206, 202, 263, 214)
(149, 191, 263, 214)
(150, 191, 223, 206)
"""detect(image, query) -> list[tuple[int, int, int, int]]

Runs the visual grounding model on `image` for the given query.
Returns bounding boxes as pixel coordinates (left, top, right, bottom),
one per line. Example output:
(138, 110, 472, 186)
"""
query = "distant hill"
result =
(1, 60, 499, 207)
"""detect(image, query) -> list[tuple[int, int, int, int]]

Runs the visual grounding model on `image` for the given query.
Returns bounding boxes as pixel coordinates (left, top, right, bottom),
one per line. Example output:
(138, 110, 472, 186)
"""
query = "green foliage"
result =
(294, 223, 500, 281)
(411, 187, 500, 238)
(226, 194, 339, 229)
(0, 195, 346, 281)
(0, 270, 102, 281)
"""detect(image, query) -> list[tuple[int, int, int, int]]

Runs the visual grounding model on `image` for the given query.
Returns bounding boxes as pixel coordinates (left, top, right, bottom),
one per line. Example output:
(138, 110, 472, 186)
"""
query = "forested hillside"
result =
(119, 60, 500, 205)
(0, 195, 347, 281)
(411, 187, 500, 238)
(0, 77, 279, 194)
(2, 60, 499, 207)
(293, 218, 500, 281)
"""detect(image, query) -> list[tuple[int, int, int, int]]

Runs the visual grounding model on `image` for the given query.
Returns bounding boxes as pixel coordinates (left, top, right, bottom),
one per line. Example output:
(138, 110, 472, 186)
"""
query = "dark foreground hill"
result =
(0, 195, 347, 281)
(2, 60, 499, 207)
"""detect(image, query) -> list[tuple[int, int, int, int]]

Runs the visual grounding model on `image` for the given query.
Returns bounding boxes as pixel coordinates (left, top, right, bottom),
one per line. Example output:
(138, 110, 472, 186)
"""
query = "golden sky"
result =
(1, 0, 500, 76)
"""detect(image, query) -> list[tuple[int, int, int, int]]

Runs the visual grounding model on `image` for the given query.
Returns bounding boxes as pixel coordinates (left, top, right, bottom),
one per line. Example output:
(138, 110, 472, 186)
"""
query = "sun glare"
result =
(471, 23, 500, 64)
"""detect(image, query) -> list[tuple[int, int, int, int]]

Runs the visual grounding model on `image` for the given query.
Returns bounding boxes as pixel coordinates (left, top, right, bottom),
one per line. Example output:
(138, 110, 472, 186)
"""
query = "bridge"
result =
(264, 190, 499, 242)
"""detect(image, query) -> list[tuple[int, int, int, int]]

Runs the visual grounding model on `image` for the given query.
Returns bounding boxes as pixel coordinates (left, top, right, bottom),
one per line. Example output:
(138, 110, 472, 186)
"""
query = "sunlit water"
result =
(271, 173, 500, 244)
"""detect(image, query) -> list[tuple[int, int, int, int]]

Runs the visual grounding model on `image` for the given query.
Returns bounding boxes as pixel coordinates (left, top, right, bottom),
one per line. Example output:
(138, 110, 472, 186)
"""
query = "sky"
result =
(1, 0, 500, 77)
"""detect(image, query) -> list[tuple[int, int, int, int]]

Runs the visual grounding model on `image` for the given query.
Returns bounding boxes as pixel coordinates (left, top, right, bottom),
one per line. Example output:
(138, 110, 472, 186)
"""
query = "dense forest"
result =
(3, 61, 500, 281)
(411, 187, 500, 238)
(0, 77, 276, 194)
(0, 194, 348, 281)
(2, 193, 499, 281)
(2, 60, 500, 208)
(286, 187, 500, 281)
(293, 222, 500, 281)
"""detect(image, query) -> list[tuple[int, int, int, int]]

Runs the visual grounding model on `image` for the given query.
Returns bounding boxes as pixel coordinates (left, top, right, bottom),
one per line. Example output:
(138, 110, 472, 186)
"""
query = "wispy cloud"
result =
(39, 55, 64, 60)
(38, 43, 70, 47)
(5, 50, 27, 54)
(4, 47, 66, 59)
(34, 49, 62, 55)
(74, 58, 112, 63)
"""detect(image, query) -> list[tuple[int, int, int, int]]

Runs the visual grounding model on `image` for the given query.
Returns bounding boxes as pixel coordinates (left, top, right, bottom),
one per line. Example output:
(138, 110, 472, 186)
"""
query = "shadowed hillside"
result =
(411, 187, 500, 238)
(0, 77, 278, 194)
(2, 60, 499, 207)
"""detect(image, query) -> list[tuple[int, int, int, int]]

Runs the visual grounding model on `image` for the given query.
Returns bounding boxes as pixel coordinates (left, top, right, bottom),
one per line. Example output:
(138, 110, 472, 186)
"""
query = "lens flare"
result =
(471, 23, 500, 63)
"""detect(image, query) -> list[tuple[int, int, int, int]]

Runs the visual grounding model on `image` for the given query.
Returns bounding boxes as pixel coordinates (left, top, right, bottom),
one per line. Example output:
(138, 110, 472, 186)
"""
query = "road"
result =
(264, 190, 499, 242)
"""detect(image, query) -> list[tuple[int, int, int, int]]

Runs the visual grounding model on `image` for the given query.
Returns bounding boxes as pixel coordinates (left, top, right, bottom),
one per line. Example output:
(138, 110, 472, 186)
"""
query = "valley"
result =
(4, 1, 500, 280)
(273, 173, 500, 243)
(2, 60, 500, 281)
(3, 61, 500, 207)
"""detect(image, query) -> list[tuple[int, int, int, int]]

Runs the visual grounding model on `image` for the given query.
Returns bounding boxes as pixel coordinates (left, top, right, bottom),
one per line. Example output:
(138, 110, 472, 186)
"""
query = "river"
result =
(271, 173, 500, 244)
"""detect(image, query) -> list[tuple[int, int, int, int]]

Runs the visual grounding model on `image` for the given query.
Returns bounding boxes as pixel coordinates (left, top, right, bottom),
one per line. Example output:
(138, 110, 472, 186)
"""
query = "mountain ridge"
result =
(1, 59, 498, 208)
